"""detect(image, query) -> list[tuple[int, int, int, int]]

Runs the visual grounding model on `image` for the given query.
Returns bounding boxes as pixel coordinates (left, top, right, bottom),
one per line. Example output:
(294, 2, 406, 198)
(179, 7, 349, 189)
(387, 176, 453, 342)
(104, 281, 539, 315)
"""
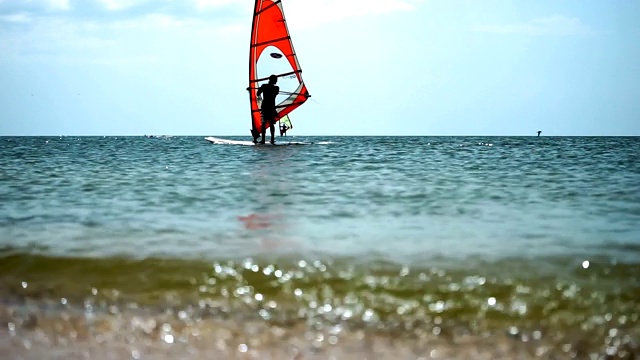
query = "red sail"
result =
(248, 0, 310, 137)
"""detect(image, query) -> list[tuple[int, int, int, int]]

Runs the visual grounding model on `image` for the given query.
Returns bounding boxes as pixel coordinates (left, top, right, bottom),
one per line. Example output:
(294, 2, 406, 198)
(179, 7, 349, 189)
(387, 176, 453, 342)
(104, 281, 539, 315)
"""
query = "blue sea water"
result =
(0, 135, 639, 358)
(1, 136, 639, 262)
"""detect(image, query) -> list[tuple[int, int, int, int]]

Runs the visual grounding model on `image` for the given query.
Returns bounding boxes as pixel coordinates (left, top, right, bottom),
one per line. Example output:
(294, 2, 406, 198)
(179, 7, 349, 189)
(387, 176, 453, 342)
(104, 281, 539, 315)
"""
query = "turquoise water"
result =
(2, 136, 639, 260)
(1, 135, 639, 358)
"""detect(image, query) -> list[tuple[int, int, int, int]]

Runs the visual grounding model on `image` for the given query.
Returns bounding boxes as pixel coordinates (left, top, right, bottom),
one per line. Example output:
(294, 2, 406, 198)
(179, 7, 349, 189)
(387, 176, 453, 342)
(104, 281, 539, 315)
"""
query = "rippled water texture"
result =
(1, 136, 639, 359)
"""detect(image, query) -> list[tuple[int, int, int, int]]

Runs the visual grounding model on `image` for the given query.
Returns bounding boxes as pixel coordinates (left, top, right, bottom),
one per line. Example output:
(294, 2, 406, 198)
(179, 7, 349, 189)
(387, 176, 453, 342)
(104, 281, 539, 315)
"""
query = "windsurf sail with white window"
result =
(248, 0, 310, 139)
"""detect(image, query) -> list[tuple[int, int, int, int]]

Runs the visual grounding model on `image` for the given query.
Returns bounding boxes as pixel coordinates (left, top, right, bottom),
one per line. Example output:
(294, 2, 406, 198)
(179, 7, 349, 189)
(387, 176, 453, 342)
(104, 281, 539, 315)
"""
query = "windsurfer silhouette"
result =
(280, 123, 289, 136)
(256, 75, 279, 144)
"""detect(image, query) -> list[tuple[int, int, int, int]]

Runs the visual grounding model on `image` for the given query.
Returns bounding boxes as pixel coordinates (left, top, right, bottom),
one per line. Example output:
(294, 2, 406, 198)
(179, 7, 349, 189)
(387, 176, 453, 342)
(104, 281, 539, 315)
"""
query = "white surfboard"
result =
(204, 136, 308, 146)
(205, 136, 256, 145)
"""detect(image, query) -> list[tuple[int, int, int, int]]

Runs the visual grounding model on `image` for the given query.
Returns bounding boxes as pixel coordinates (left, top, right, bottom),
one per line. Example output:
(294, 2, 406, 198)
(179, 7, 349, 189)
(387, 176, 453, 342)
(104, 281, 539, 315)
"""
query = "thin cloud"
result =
(194, 0, 239, 10)
(95, 0, 149, 11)
(0, 10, 244, 65)
(0, 0, 420, 64)
(288, 0, 421, 28)
(472, 15, 594, 36)
(49, 0, 70, 11)
(0, 12, 30, 23)
(0, 0, 419, 25)
(0, 0, 247, 27)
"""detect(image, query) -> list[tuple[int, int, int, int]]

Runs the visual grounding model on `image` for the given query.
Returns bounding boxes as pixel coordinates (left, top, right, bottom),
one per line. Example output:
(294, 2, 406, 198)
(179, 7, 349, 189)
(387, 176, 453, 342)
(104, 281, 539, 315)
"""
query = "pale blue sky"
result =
(1, 0, 639, 136)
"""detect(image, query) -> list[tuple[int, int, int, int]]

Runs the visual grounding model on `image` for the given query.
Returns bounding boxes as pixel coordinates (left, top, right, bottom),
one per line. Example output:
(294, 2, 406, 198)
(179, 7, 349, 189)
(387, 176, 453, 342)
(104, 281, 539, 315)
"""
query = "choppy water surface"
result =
(1, 136, 639, 359)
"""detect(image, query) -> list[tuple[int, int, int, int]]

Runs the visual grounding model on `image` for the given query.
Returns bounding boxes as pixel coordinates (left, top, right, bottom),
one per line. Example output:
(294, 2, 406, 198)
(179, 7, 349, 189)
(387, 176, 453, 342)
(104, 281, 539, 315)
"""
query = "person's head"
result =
(268, 75, 278, 84)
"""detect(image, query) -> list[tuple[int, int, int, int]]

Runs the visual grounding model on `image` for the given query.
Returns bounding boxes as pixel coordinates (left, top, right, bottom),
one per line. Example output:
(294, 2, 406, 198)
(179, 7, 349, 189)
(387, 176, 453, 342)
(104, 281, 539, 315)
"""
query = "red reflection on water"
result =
(238, 213, 278, 230)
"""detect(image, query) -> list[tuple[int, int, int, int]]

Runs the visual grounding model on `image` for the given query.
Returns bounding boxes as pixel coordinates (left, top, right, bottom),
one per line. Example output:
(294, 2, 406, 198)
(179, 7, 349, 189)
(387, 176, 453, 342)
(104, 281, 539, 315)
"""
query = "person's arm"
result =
(257, 85, 263, 97)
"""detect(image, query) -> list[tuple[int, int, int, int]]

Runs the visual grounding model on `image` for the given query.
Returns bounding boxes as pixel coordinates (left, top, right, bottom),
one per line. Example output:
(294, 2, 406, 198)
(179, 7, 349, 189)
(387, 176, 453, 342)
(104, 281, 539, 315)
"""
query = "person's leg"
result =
(269, 123, 275, 144)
